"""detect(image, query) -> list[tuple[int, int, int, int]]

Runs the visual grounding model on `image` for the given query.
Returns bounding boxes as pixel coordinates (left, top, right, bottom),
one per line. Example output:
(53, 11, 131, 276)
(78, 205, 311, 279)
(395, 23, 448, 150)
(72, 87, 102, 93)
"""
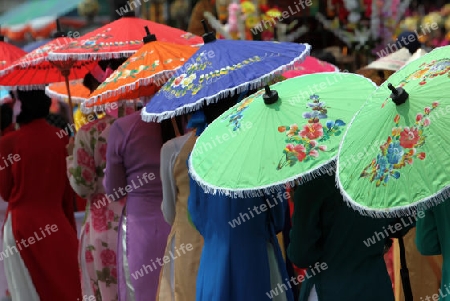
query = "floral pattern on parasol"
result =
(220, 89, 266, 131)
(398, 59, 450, 86)
(361, 101, 439, 187)
(277, 94, 346, 169)
(381, 59, 450, 108)
(56, 28, 133, 53)
(161, 52, 265, 98)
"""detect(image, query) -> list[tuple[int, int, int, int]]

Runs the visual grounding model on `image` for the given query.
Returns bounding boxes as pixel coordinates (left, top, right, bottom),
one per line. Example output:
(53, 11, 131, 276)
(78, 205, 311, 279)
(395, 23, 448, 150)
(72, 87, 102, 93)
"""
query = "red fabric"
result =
(0, 41, 26, 71)
(76, 195, 87, 212)
(0, 119, 81, 300)
(50, 17, 203, 60)
(287, 187, 306, 277)
(385, 247, 395, 290)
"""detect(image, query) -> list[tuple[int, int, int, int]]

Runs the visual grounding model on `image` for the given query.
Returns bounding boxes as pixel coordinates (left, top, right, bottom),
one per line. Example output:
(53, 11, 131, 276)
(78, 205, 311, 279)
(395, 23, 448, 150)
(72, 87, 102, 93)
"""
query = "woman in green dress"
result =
(288, 173, 411, 300)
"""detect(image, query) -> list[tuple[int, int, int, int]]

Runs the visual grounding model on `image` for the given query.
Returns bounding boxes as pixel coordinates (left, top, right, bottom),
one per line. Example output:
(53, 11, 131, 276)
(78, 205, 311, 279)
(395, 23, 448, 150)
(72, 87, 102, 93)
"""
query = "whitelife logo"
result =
(0, 224, 58, 261)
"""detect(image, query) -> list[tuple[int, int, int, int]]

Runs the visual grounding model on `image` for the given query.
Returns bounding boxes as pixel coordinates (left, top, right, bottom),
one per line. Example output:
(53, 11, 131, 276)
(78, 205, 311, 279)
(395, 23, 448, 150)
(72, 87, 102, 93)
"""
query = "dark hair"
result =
(16, 90, 51, 124)
(311, 50, 337, 66)
(203, 90, 254, 124)
(83, 58, 128, 92)
(161, 116, 185, 144)
(83, 73, 101, 93)
(1, 104, 13, 132)
(396, 31, 421, 54)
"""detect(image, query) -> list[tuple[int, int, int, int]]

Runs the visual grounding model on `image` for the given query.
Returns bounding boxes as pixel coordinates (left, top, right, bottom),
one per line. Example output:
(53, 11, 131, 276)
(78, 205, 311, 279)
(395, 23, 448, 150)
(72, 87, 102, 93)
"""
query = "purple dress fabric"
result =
(105, 112, 170, 301)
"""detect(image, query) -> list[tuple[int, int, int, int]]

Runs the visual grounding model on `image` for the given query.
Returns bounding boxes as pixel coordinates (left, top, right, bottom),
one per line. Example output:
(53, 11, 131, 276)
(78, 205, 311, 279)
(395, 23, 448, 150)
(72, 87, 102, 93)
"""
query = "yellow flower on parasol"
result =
(86, 41, 199, 109)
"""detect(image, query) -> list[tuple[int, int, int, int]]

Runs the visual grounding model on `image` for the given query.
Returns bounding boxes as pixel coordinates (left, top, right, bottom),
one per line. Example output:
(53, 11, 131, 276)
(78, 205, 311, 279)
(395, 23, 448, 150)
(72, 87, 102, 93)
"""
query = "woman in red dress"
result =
(0, 90, 82, 301)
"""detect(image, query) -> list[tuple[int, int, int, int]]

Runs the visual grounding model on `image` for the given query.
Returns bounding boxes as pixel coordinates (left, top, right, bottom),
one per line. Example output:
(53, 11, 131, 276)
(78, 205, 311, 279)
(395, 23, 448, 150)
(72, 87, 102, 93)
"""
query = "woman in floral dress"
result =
(67, 106, 133, 301)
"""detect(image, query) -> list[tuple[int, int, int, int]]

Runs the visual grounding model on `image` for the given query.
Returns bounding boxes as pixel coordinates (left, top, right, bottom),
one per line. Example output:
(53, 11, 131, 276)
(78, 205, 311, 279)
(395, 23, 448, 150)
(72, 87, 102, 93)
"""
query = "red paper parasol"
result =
(48, 16, 203, 61)
(0, 36, 96, 129)
(0, 35, 26, 72)
(0, 37, 95, 89)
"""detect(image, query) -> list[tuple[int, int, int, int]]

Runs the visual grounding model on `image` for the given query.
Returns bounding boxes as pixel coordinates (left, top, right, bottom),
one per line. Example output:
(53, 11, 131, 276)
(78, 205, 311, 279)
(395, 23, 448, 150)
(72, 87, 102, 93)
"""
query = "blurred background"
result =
(1, 0, 449, 71)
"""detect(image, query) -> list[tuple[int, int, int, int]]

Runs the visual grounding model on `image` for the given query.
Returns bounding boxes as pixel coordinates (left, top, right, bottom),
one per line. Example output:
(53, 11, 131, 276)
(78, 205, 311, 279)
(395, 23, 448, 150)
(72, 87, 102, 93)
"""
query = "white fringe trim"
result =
(0, 57, 50, 77)
(4, 85, 47, 91)
(47, 51, 136, 62)
(185, 71, 377, 197)
(88, 67, 184, 105)
(188, 152, 337, 197)
(141, 43, 312, 123)
(45, 85, 87, 104)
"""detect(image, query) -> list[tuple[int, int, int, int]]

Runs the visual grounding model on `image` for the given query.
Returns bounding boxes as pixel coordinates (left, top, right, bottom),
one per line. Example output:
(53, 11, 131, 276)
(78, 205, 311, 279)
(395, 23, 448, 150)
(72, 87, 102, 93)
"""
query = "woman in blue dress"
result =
(188, 178, 293, 301)
(187, 96, 293, 300)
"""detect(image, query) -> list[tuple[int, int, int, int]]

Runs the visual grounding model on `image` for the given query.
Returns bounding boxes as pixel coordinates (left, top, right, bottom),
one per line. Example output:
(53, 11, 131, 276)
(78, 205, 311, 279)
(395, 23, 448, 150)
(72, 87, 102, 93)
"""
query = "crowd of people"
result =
(0, 29, 449, 301)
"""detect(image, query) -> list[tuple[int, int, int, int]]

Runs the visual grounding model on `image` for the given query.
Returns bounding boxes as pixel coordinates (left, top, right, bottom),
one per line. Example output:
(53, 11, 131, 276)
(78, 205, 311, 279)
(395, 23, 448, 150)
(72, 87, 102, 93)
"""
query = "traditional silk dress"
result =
(188, 174, 292, 301)
(67, 115, 123, 301)
(0, 119, 81, 301)
(157, 131, 204, 301)
(288, 173, 400, 301)
(105, 112, 170, 301)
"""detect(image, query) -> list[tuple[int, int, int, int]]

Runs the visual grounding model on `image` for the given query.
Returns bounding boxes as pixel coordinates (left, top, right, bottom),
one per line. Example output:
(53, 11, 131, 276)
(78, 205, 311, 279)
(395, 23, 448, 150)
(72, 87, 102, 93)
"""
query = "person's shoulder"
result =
(163, 131, 193, 150)
(0, 129, 18, 145)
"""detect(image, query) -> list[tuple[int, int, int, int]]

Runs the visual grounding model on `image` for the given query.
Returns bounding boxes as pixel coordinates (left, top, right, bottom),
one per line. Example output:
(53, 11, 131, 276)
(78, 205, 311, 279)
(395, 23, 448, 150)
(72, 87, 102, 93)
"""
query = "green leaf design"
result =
(96, 268, 108, 282)
(90, 136, 96, 151)
(101, 242, 108, 247)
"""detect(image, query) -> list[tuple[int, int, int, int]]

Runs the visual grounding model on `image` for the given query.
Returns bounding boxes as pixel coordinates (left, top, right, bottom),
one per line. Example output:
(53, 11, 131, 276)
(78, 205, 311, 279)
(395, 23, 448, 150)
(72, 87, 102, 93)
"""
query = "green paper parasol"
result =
(188, 72, 377, 197)
(337, 46, 450, 217)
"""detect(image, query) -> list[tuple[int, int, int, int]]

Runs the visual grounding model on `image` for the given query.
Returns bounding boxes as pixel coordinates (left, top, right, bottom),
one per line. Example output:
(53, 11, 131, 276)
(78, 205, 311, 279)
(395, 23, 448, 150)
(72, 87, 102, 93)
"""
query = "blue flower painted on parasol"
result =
(361, 101, 439, 187)
(221, 89, 260, 131)
(386, 141, 404, 164)
(303, 94, 328, 122)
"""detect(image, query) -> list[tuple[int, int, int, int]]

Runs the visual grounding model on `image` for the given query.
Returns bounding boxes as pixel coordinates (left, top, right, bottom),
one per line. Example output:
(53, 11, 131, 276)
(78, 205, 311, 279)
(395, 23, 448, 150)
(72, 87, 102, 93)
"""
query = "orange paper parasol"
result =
(46, 79, 143, 113)
(45, 79, 90, 103)
(86, 39, 199, 108)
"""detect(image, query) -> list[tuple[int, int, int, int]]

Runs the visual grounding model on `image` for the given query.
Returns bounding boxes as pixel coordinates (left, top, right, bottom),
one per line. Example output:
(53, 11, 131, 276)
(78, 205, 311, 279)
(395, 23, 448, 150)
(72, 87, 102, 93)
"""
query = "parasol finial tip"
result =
(388, 83, 408, 106)
(52, 19, 67, 38)
(263, 85, 278, 105)
(0, 24, 4, 42)
(143, 26, 156, 44)
(56, 19, 61, 32)
(201, 19, 216, 43)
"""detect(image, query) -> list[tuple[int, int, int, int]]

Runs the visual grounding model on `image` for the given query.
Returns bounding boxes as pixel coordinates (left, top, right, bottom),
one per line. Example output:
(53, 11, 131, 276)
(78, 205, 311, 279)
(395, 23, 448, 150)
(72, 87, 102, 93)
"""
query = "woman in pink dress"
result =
(104, 112, 182, 301)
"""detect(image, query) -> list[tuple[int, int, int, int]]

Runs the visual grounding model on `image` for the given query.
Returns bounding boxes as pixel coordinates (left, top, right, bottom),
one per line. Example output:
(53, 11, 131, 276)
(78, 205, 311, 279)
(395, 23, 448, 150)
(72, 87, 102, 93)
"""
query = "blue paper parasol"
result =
(141, 29, 311, 122)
